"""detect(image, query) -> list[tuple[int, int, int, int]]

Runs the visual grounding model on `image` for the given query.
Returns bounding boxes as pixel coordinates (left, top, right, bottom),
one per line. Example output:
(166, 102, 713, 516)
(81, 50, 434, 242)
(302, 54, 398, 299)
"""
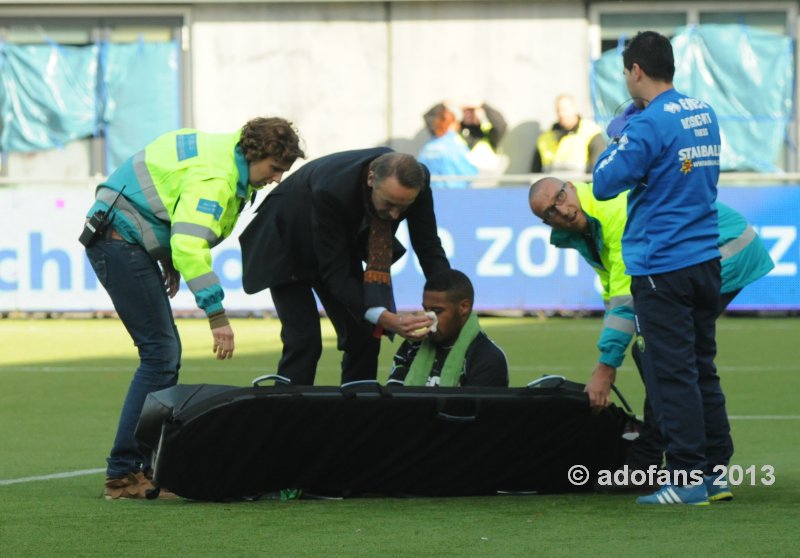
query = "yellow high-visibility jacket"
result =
(87, 129, 252, 316)
(536, 119, 602, 172)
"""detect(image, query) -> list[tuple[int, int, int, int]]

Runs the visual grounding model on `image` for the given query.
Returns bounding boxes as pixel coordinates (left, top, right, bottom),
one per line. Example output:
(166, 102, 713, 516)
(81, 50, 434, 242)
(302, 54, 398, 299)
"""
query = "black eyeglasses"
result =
(542, 183, 568, 223)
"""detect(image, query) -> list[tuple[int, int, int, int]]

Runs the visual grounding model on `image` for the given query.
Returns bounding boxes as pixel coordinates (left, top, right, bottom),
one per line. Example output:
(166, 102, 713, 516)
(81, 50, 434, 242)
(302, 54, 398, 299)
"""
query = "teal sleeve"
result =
(193, 283, 225, 316)
(597, 305, 635, 368)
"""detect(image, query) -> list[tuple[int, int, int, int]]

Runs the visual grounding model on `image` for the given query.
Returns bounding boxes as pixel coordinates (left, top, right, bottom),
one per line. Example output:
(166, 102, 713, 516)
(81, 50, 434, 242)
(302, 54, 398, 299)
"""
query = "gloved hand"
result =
(606, 103, 642, 138)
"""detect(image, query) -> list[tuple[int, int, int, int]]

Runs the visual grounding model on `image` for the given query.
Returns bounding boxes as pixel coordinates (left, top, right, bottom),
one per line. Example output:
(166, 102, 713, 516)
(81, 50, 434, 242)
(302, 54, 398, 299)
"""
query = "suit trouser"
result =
(630, 259, 733, 474)
(270, 280, 381, 385)
(628, 289, 740, 468)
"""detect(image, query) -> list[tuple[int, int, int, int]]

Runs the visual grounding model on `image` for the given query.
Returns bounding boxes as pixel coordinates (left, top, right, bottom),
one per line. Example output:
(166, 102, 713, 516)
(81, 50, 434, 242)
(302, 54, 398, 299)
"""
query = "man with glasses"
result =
(529, 178, 632, 411)
(239, 148, 450, 386)
(529, 177, 773, 497)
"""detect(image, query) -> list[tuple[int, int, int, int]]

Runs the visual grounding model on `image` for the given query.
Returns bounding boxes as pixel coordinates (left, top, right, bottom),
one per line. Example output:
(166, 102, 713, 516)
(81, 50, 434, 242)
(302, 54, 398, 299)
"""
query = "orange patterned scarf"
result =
(363, 176, 396, 336)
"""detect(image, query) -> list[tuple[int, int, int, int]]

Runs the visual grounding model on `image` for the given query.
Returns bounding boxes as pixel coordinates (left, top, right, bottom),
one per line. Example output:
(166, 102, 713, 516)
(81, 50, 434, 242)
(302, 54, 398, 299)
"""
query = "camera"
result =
(78, 210, 112, 248)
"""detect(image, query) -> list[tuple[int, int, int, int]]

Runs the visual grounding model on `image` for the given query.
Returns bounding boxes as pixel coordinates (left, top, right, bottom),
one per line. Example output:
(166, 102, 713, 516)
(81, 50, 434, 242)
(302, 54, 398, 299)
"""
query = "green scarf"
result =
(405, 312, 481, 387)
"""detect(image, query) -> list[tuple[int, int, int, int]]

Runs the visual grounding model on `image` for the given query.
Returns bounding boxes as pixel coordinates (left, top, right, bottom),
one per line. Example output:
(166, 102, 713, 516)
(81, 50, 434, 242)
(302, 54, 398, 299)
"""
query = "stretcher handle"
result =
(610, 384, 634, 414)
(340, 379, 381, 389)
(340, 379, 392, 399)
(252, 374, 292, 387)
(435, 398, 479, 423)
(526, 375, 566, 389)
(435, 411, 477, 423)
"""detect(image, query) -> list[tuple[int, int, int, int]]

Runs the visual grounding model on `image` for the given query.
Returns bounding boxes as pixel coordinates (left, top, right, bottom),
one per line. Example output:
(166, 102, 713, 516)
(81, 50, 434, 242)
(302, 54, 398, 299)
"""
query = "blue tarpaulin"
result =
(591, 24, 794, 172)
(0, 39, 179, 172)
(0, 42, 98, 151)
(100, 40, 180, 173)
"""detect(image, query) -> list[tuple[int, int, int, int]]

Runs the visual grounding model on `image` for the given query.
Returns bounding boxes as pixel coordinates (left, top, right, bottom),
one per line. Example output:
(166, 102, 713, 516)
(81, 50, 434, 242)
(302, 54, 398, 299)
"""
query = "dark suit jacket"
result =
(240, 147, 450, 319)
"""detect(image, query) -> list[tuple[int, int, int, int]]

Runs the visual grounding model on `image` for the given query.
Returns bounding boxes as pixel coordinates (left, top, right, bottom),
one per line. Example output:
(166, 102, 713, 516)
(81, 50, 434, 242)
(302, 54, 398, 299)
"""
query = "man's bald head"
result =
(529, 176, 563, 205)
(528, 177, 588, 233)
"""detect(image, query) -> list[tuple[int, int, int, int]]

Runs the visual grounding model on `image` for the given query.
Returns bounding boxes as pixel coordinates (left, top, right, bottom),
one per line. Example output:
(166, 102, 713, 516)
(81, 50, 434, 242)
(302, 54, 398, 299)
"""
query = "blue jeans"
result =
(86, 238, 181, 478)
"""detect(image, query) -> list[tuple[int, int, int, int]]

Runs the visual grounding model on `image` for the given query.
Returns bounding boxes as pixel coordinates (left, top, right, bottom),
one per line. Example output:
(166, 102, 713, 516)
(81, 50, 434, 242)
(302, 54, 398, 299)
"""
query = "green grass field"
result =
(1, 316, 798, 557)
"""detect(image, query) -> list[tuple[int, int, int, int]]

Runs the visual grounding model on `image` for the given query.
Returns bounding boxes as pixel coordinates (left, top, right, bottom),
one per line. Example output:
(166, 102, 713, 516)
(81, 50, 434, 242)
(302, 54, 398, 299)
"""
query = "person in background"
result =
(388, 269, 508, 387)
(84, 117, 304, 499)
(459, 101, 510, 181)
(532, 94, 605, 174)
(418, 102, 478, 189)
(460, 102, 507, 152)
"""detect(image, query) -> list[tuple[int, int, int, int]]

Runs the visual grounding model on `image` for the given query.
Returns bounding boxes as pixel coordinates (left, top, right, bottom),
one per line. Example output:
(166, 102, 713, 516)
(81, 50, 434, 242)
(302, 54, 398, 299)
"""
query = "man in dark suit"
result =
(240, 147, 450, 385)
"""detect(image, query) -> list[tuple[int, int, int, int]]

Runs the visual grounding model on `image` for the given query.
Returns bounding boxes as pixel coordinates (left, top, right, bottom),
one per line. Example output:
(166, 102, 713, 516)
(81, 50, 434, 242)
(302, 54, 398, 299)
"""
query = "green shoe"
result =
(704, 474, 734, 502)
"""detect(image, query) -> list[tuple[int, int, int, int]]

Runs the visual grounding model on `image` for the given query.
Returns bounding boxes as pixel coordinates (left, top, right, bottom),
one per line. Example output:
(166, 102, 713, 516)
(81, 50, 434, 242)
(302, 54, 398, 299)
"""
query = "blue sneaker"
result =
(704, 474, 734, 502)
(636, 483, 709, 505)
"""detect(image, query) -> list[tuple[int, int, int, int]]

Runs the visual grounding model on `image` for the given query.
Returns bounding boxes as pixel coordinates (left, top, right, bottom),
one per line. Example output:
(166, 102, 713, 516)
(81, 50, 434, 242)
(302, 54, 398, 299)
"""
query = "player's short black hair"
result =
(424, 269, 474, 304)
(623, 30, 675, 82)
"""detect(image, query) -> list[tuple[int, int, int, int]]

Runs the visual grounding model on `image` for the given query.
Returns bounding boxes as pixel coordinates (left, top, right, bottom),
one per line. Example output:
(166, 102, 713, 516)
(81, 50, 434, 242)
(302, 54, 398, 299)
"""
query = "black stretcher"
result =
(136, 377, 635, 501)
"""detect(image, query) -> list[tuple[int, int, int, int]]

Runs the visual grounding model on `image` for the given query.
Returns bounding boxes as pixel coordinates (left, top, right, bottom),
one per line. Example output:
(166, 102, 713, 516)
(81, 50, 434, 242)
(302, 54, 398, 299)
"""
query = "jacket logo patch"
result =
(176, 133, 198, 161)
(681, 159, 693, 174)
(196, 199, 223, 221)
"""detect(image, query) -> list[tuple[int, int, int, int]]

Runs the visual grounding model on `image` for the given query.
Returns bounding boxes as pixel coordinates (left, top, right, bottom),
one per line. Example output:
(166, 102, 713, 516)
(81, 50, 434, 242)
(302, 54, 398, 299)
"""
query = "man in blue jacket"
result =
(593, 31, 727, 505)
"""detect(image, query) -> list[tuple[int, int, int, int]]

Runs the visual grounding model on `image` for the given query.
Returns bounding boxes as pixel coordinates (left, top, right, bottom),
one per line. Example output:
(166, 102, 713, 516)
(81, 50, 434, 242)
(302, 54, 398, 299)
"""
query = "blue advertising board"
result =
(0, 184, 796, 312)
(390, 186, 799, 312)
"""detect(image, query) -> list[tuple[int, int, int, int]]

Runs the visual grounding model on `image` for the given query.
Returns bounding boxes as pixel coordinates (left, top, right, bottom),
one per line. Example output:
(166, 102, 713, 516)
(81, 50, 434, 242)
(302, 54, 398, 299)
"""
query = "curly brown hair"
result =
(239, 117, 305, 166)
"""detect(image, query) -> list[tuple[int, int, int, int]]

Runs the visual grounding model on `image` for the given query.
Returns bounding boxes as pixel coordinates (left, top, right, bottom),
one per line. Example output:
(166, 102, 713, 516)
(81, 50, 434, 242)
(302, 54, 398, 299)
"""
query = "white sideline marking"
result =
(728, 415, 800, 420)
(0, 468, 104, 486)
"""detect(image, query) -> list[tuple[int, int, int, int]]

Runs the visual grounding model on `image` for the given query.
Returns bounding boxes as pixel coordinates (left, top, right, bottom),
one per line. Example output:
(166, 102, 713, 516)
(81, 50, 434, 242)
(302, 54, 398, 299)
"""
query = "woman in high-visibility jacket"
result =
(84, 117, 304, 499)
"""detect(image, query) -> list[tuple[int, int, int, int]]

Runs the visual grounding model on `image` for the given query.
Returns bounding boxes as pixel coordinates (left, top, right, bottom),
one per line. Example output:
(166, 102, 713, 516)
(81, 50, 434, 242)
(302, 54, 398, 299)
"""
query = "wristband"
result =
(208, 310, 229, 329)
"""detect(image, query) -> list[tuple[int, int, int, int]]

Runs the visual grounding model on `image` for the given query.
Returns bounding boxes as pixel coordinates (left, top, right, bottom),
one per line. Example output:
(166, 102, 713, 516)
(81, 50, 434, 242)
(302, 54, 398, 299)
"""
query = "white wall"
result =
(192, 2, 390, 156)
(191, 1, 594, 173)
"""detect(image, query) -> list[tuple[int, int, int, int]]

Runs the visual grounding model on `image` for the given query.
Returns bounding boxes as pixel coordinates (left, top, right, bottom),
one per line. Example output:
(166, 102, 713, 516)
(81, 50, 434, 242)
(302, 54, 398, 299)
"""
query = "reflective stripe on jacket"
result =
(550, 185, 774, 368)
(549, 182, 633, 368)
(717, 203, 774, 293)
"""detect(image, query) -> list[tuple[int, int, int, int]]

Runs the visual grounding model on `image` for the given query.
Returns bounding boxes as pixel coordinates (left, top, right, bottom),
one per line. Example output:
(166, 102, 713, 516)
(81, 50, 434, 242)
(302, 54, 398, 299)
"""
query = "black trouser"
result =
(270, 280, 381, 386)
(628, 288, 741, 468)
(629, 259, 733, 474)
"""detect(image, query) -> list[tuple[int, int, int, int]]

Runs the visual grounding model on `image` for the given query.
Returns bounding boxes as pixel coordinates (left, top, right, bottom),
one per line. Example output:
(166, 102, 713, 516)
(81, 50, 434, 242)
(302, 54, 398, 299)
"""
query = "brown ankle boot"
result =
(103, 471, 153, 500)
